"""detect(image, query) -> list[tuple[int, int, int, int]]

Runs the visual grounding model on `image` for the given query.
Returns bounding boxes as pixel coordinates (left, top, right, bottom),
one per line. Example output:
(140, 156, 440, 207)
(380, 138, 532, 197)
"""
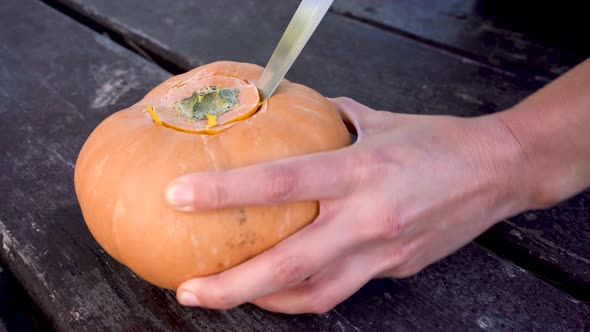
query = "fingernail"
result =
(166, 183, 194, 210)
(179, 291, 200, 306)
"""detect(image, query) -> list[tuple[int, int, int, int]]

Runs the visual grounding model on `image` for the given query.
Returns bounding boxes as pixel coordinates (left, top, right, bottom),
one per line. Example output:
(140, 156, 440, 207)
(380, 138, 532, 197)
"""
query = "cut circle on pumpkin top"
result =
(150, 75, 262, 134)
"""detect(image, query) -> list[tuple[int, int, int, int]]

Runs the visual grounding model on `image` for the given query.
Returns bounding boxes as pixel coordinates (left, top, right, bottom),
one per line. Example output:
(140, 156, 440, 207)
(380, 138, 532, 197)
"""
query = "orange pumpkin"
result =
(74, 61, 351, 290)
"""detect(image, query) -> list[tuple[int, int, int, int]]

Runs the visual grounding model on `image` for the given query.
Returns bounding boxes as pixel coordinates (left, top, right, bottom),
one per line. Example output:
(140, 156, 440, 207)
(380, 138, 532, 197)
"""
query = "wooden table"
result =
(1, 0, 589, 330)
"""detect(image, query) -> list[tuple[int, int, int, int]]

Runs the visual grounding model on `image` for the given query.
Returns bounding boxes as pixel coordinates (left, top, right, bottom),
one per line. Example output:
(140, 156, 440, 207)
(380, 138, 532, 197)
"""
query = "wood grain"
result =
(0, 262, 51, 332)
(48, 0, 590, 299)
(0, 0, 589, 330)
(332, 0, 589, 81)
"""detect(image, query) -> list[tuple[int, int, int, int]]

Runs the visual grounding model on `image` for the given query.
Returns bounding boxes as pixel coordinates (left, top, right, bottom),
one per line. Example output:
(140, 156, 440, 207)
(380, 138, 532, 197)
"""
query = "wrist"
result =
(494, 107, 589, 210)
(462, 114, 537, 218)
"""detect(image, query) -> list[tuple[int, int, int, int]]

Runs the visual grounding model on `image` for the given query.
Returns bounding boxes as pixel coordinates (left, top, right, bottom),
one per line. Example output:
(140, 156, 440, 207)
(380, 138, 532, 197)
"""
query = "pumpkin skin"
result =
(74, 61, 351, 290)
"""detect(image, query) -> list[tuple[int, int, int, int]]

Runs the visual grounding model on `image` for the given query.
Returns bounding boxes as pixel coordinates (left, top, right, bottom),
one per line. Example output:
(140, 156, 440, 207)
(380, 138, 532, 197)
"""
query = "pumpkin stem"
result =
(173, 85, 239, 121)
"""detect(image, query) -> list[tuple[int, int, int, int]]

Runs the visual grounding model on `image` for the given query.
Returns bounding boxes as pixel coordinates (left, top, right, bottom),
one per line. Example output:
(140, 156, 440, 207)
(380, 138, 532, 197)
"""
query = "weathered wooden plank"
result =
(331, 0, 590, 81)
(1, 0, 589, 330)
(477, 202, 590, 301)
(0, 263, 51, 332)
(49, 0, 590, 299)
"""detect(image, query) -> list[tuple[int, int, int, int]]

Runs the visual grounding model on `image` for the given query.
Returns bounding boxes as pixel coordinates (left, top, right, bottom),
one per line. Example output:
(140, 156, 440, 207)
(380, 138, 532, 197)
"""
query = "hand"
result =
(166, 97, 532, 314)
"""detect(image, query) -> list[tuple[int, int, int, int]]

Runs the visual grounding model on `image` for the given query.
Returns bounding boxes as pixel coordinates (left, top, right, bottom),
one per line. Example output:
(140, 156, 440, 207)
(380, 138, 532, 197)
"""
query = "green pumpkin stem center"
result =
(174, 86, 239, 120)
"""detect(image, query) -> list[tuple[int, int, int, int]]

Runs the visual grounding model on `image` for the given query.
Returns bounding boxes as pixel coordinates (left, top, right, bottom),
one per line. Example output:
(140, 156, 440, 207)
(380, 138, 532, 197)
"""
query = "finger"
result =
(329, 97, 406, 141)
(252, 249, 382, 314)
(176, 204, 363, 310)
(377, 231, 459, 279)
(253, 232, 430, 314)
(328, 97, 377, 123)
(329, 97, 369, 139)
(166, 147, 363, 211)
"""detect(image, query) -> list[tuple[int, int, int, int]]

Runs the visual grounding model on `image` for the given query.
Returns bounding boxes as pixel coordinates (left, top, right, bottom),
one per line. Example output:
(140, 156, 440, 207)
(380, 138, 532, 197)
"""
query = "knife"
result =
(257, 0, 334, 101)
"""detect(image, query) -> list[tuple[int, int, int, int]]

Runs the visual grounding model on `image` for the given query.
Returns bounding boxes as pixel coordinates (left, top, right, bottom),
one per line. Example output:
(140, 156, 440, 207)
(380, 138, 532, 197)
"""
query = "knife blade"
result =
(257, 0, 334, 101)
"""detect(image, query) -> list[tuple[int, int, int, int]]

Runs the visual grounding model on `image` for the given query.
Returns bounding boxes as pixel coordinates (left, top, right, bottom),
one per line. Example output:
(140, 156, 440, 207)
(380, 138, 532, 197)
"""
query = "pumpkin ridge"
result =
(108, 124, 161, 268)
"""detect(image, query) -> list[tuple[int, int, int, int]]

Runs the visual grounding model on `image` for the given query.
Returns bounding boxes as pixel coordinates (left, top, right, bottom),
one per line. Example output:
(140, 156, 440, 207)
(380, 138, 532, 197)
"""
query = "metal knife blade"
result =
(257, 0, 334, 101)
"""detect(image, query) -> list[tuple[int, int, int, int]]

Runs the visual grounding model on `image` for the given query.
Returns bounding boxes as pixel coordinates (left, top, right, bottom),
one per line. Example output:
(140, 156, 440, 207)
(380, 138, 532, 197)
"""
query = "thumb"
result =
(328, 97, 378, 141)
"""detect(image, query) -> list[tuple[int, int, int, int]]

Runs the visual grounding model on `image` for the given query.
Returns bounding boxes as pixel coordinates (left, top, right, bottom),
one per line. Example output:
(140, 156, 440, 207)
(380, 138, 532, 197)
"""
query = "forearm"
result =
(497, 58, 590, 209)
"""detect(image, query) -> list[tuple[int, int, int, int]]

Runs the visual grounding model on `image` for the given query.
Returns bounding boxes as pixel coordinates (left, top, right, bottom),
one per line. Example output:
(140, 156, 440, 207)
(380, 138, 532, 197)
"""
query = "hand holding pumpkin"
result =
(74, 60, 590, 314)
(168, 97, 531, 313)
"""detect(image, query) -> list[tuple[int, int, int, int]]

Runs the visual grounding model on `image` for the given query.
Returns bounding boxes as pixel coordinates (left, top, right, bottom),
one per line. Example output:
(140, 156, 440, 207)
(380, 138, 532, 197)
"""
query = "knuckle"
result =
(271, 253, 309, 287)
(251, 297, 272, 310)
(309, 300, 334, 315)
(305, 291, 336, 314)
(335, 96, 356, 105)
(330, 96, 346, 103)
(350, 149, 391, 185)
(382, 244, 410, 266)
(378, 206, 404, 240)
(343, 153, 368, 194)
(208, 177, 228, 209)
(302, 288, 334, 315)
(203, 287, 236, 309)
(362, 205, 404, 241)
(265, 165, 298, 202)
(390, 264, 422, 279)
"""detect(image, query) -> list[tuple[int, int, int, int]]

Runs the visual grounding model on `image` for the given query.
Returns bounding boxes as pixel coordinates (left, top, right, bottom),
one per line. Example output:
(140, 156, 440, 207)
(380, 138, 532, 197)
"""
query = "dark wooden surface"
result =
(0, 263, 51, 332)
(1, 0, 589, 330)
(332, 0, 590, 81)
(47, 0, 590, 300)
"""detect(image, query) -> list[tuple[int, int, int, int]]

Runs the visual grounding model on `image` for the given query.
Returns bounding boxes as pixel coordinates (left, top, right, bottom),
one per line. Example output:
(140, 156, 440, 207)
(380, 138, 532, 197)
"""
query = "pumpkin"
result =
(74, 61, 351, 290)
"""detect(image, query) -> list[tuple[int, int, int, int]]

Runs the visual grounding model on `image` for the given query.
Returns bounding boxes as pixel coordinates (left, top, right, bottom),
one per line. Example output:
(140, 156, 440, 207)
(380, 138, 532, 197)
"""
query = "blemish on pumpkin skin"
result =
(237, 208, 247, 224)
(225, 231, 253, 248)
(201, 136, 218, 171)
(173, 81, 189, 88)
